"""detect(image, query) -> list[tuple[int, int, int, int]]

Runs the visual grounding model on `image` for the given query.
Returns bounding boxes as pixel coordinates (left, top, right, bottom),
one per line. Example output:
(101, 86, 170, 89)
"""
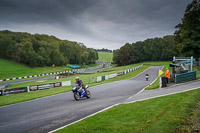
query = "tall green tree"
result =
(119, 43, 131, 65)
(174, 0, 200, 60)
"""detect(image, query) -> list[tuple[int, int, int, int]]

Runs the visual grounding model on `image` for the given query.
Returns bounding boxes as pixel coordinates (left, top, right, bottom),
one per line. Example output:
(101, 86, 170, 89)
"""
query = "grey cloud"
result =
(0, 0, 190, 50)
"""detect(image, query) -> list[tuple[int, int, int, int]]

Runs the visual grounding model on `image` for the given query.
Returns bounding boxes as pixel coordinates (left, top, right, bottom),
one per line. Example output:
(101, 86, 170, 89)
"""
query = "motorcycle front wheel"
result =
(74, 93, 81, 101)
(86, 90, 91, 98)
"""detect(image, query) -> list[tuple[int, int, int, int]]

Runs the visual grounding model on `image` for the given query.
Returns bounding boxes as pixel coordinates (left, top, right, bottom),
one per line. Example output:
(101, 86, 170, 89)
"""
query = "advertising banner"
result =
(105, 75, 109, 80)
(97, 76, 102, 82)
(38, 83, 54, 90)
(54, 82, 61, 87)
(62, 81, 71, 86)
(29, 85, 38, 91)
(3, 87, 27, 95)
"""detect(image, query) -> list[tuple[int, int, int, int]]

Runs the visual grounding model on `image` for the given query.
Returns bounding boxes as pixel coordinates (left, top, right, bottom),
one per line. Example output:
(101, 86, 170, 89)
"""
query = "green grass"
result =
(98, 52, 113, 62)
(0, 58, 102, 79)
(0, 58, 72, 79)
(81, 64, 99, 68)
(56, 88, 200, 133)
(194, 66, 200, 78)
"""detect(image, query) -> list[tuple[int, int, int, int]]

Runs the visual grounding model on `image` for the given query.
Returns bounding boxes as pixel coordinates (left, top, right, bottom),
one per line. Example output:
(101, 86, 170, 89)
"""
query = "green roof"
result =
(68, 65, 80, 68)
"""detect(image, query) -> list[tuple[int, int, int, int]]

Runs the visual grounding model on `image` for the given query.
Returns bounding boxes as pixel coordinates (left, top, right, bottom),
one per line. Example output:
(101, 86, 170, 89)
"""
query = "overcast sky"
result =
(0, 0, 190, 50)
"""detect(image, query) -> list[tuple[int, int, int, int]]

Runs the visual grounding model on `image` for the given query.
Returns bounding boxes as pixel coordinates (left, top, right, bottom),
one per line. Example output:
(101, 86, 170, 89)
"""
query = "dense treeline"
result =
(0, 30, 98, 67)
(113, 35, 177, 66)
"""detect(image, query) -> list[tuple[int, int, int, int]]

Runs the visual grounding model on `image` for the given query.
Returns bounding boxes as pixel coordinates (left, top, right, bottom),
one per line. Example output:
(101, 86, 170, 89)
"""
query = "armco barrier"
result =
(175, 71, 196, 83)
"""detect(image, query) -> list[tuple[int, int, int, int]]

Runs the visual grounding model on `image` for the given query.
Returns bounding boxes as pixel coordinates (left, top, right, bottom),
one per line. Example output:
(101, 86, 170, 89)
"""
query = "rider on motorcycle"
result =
(75, 77, 85, 93)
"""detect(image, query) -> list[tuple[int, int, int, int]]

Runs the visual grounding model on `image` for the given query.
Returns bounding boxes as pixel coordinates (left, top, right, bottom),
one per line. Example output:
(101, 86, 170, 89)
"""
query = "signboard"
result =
(54, 82, 61, 87)
(29, 85, 38, 91)
(62, 81, 71, 86)
(38, 83, 54, 90)
(3, 87, 27, 95)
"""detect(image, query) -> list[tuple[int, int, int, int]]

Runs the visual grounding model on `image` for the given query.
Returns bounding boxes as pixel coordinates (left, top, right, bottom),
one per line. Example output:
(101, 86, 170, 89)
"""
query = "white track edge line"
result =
(48, 103, 120, 133)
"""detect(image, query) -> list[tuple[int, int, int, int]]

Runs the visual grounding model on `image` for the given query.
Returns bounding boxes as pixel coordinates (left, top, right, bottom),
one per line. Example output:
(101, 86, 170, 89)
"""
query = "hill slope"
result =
(98, 52, 113, 62)
(0, 58, 71, 79)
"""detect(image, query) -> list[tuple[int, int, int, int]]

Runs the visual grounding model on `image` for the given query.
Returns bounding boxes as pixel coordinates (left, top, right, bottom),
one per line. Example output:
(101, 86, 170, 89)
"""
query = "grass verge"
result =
(97, 52, 113, 62)
(56, 88, 200, 133)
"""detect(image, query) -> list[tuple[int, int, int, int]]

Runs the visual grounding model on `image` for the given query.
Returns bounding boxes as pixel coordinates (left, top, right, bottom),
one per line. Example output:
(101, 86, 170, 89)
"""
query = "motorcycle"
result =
(145, 74, 149, 81)
(72, 84, 91, 101)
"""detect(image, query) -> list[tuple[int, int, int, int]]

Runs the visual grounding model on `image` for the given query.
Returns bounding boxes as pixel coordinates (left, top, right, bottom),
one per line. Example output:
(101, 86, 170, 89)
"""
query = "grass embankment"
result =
(57, 88, 200, 133)
(0, 63, 150, 106)
(0, 58, 72, 79)
(98, 52, 113, 62)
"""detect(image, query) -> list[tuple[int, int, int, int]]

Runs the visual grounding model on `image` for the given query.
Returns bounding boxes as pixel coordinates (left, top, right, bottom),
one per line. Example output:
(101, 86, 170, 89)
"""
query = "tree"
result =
(118, 43, 131, 65)
(174, 0, 200, 60)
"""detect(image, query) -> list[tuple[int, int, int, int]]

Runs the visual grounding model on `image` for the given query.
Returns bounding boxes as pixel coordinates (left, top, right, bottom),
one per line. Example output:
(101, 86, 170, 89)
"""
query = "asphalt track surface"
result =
(0, 66, 161, 133)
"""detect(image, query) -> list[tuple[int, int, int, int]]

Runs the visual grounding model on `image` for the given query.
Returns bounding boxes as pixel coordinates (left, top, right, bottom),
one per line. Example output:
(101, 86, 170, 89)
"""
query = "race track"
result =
(0, 66, 162, 133)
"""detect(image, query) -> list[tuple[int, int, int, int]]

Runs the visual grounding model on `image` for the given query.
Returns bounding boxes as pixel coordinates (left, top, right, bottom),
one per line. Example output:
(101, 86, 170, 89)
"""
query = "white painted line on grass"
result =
(48, 103, 121, 133)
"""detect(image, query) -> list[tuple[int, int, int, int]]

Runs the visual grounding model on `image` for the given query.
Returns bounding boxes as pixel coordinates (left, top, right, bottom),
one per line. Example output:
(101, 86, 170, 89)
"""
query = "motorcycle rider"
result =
(75, 77, 85, 96)
(145, 74, 149, 81)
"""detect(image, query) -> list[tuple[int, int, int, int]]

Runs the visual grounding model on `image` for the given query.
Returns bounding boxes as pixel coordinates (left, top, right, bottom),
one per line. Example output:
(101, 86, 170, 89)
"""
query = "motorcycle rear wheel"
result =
(74, 93, 81, 101)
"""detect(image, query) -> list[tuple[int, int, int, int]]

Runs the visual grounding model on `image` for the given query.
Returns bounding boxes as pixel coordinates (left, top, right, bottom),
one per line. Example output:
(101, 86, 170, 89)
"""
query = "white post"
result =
(159, 77, 162, 88)
(173, 56, 175, 62)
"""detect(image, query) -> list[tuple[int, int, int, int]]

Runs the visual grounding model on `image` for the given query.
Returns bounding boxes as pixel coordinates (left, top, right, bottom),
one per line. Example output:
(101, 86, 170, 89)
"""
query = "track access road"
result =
(0, 66, 162, 133)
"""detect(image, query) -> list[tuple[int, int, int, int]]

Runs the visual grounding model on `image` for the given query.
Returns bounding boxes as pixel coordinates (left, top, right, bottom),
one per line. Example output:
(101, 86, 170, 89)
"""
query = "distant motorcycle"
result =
(145, 74, 149, 81)
(72, 84, 91, 101)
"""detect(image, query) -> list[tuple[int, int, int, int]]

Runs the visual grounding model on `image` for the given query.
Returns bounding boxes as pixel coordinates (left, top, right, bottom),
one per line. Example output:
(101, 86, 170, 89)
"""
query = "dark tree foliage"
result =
(174, 0, 200, 60)
(113, 35, 176, 66)
(0, 30, 98, 67)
